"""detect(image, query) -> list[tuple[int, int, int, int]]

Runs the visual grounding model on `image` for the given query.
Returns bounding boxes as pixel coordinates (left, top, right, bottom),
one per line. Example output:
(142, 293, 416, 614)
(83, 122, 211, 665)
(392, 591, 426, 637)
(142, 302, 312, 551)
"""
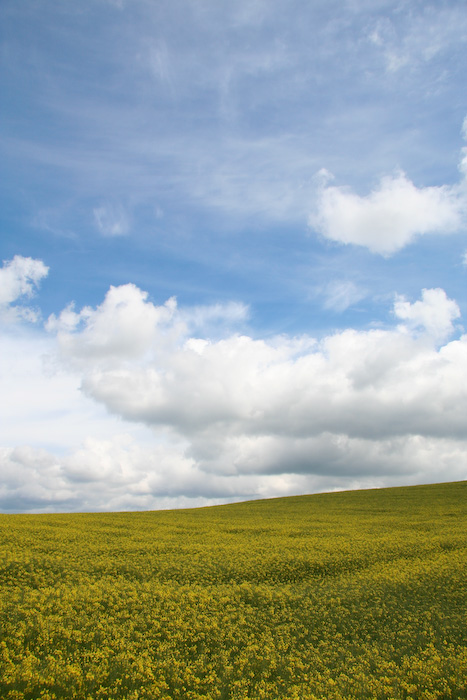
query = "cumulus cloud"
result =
(46, 285, 249, 366)
(38, 283, 467, 510)
(68, 286, 465, 441)
(3, 276, 467, 513)
(0, 437, 287, 513)
(310, 120, 467, 255)
(0, 255, 49, 321)
(3, 428, 466, 514)
(310, 171, 463, 255)
(46, 285, 179, 363)
(0, 445, 71, 512)
(394, 288, 461, 342)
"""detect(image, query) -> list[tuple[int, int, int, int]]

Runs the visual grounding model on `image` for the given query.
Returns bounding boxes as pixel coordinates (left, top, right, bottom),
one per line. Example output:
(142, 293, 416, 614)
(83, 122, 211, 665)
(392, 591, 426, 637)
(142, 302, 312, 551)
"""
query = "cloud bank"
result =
(1, 257, 466, 513)
(4, 281, 457, 511)
(65, 287, 466, 446)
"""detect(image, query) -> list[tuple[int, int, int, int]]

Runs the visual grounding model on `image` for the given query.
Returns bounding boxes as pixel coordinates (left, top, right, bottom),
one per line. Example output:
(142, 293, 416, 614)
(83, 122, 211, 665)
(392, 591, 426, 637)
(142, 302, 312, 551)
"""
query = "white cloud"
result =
(0, 324, 173, 513)
(310, 171, 463, 255)
(0, 434, 287, 513)
(394, 288, 461, 342)
(0, 324, 155, 454)
(310, 117, 467, 256)
(46, 285, 250, 367)
(47, 284, 466, 444)
(46, 284, 179, 363)
(0, 256, 49, 321)
(2, 429, 466, 515)
(2, 281, 467, 512)
(34, 284, 467, 507)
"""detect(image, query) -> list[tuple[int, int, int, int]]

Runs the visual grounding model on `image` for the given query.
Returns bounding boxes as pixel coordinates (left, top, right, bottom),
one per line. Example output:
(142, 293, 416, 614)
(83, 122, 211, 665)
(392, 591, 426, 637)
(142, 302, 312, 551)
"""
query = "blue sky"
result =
(1, 0, 467, 512)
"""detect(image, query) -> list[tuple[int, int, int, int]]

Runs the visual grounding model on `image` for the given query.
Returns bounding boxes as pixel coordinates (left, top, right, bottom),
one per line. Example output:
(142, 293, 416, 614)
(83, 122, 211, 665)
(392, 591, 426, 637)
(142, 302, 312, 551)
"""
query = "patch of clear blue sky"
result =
(1, 0, 466, 335)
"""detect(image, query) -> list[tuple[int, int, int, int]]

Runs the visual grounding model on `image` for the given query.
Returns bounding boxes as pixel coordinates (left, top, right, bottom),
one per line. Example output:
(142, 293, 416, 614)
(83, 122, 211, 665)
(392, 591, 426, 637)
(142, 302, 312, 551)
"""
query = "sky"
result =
(1, 0, 467, 513)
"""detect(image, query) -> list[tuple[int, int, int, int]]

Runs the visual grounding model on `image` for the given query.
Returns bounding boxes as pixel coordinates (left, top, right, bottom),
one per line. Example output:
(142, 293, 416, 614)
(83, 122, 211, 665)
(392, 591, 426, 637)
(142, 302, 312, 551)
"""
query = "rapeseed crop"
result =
(1, 481, 466, 699)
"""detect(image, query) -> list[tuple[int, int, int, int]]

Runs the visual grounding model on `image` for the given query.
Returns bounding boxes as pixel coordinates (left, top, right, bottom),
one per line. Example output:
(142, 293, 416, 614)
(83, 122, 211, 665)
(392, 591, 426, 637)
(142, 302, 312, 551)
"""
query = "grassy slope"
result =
(1, 481, 467, 699)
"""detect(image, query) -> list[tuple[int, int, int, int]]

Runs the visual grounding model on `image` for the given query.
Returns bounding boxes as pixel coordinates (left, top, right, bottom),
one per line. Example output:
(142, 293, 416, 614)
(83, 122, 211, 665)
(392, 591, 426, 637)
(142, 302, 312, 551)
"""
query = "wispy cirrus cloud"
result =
(93, 203, 129, 237)
(4, 0, 465, 237)
(367, 6, 467, 75)
(322, 280, 367, 313)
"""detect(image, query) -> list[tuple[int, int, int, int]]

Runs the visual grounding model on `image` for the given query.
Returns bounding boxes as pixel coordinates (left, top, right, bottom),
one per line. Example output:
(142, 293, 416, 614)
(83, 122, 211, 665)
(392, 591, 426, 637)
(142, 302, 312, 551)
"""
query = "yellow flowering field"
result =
(1, 481, 466, 700)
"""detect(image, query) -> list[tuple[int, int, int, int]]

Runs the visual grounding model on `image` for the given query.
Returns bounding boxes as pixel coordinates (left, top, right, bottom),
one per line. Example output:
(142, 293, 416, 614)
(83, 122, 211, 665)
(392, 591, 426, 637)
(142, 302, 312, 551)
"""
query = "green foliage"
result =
(1, 481, 467, 699)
